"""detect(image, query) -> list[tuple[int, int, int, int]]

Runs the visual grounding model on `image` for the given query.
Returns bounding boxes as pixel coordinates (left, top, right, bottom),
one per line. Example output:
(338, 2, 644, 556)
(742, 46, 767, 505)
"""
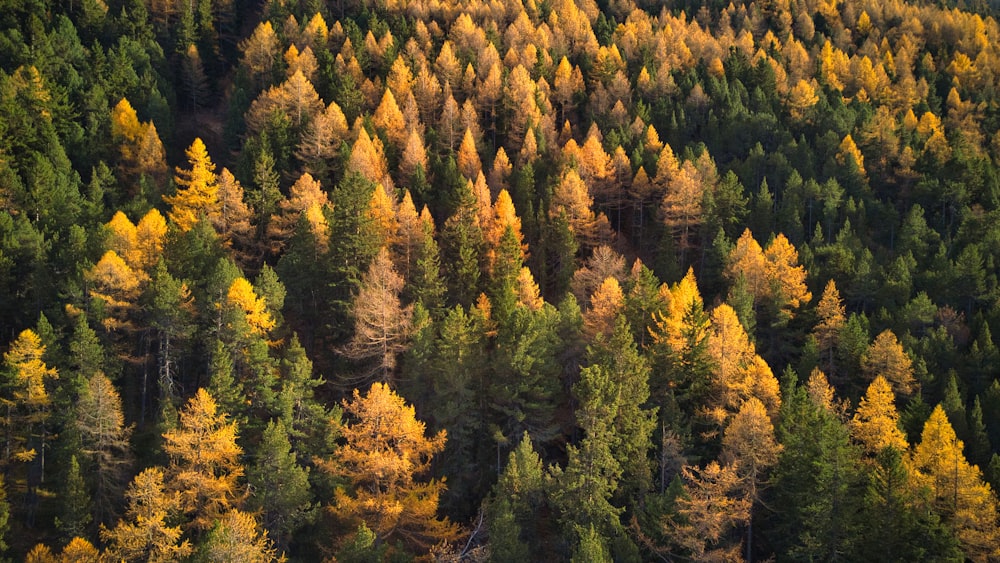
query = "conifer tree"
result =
(162, 389, 245, 532)
(327, 382, 458, 553)
(341, 247, 413, 384)
(164, 138, 219, 232)
(247, 419, 313, 550)
(101, 468, 193, 562)
(911, 406, 1000, 560)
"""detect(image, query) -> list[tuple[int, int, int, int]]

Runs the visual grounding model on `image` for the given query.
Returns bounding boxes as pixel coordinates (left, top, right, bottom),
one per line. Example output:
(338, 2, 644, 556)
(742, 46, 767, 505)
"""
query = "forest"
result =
(2, 0, 1000, 560)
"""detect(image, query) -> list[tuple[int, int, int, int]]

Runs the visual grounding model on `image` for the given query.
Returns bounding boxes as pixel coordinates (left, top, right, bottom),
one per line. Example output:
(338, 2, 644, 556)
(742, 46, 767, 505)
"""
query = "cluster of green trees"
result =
(2, 0, 1000, 559)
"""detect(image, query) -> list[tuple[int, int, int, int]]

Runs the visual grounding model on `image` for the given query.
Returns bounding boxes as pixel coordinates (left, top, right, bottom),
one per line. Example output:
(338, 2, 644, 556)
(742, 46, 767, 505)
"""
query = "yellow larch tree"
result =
(296, 101, 349, 174)
(203, 510, 278, 563)
(386, 56, 415, 102)
(268, 172, 329, 252)
(134, 208, 168, 273)
(489, 146, 513, 194)
(704, 304, 780, 429)
(226, 277, 276, 338)
(368, 183, 399, 250)
(763, 233, 812, 316)
(88, 251, 142, 332)
(213, 168, 254, 254)
(650, 267, 706, 354)
(837, 134, 866, 178)
(163, 389, 246, 532)
(911, 406, 1000, 560)
(101, 467, 192, 563)
(850, 376, 909, 456)
(488, 189, 526, 263)
(814, 279, 846, 376)
(373, 87, 407, 149)
(456, 127, 482, 180)
(399, 126, 429, 181)
(105, 211, 139, 270)
(347, 127, 390, 187)
(660, 160, 704, 265)
(787, 79, 819, 120)
(164, 138, 219, 232)
(394, 190, 422, 281)
(862, 330, 916, 396)
(327, 382, 458, 552)
(583, 277, 625, 341)
(240, 21, 280, 87)
(517, 267, 545, 311)
(2, 329, 58, 468)
(550, 168, 611, 249)
(725, 229, 770, 301)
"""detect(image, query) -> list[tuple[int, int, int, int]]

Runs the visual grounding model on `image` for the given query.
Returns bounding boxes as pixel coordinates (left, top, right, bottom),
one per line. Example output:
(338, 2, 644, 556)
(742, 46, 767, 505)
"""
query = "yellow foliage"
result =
(88, 251, 142, 331)
(862, 330, 915, 396)
(163, 389, 245, 532)
(331, 382, 458, 550)
(836, 134, 866, 177)
(102, 467, 192, 562)
(227, 278, 276, 337)
(912, 406, 1000, 560)
(764, 233, 812, 313)
(851, 376, 909, 456)
(165, 138, 219, 232)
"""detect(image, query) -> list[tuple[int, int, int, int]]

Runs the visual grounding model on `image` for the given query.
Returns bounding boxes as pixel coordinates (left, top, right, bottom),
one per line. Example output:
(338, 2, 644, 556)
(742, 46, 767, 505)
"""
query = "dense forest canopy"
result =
(2, 0, 1000, 559)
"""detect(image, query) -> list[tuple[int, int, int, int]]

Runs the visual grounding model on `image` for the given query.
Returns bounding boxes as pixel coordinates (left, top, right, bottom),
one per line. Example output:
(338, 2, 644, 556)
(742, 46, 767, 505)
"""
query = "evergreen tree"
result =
(247, 419, 313, 551)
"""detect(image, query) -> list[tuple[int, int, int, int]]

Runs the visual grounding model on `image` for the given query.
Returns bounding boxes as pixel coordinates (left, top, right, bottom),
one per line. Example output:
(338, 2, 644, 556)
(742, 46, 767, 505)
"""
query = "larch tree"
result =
(373, 88, 407, 149)
(582, 277, 624, 342)
(341, 247, 414, 384)
(101, 467, 192, 563)
(551, 168, 611, 250)
(268, 172, 329, 253)
(911, 406, 1000, 560)
(399, 126, 429, 183)
(295, 101, 349, 178)
(162, 388, 246, 532)
(763, 233, 811, 319)
(240, 21, 280, 88)
(665, 461, 750, 561)
(327, 382, 458, 553)
(76, 372, 133, 526)
(725, 229, 769, 304)
(164, 137, 219, 232)
(813, 279, 846, 378)
(704, 304, 781, 430)
(88, 251, 141, 333)
(202, 510, 278, 563)
(456, 127, 482, 180)
(721, 397, 782, 561)
(659, 160, 704, 267)
(861, 330, 916, 397)
(850, 376, 909, 457)
(213, 168, 254, 256)
(1, 329, 58, 487)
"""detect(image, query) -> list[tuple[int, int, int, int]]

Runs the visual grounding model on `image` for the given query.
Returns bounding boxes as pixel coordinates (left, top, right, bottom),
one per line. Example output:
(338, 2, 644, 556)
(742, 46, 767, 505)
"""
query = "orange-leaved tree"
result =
(326, 382, 458, 553)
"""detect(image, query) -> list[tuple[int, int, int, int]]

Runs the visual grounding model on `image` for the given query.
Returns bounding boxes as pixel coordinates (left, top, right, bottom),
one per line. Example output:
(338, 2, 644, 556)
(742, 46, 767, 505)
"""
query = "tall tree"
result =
(164, 138, 219, 232)
(341, 247, 414, 384)
(911, 405, 1000, 560)
(76, 373, 132, 526)
(861, 330, 916, 397)
(247, 419, 313, 551)
(101, 467, 193, 562)
(326, 382, 459, 554)
(162, 388, 245, 532)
